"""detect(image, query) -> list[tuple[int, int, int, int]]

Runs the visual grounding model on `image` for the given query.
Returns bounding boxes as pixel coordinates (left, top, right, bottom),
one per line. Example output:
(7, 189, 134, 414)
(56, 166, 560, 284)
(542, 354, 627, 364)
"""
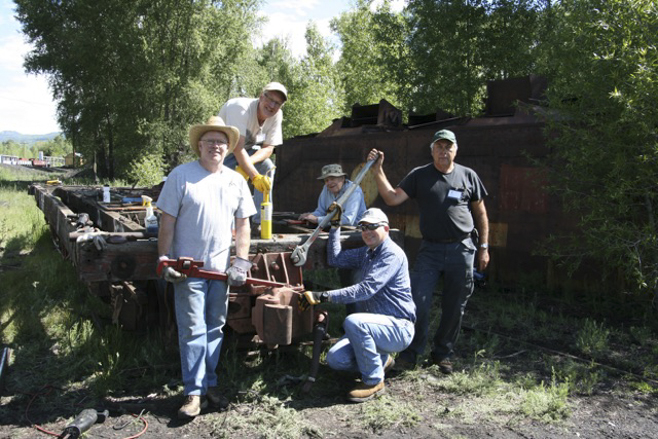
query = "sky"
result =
(0, 0, 403, 135)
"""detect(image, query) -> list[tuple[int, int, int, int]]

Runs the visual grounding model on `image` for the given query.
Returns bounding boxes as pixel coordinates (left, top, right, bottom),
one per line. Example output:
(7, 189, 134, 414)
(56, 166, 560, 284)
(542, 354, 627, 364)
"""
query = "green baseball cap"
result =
(431, 129, 457, 145)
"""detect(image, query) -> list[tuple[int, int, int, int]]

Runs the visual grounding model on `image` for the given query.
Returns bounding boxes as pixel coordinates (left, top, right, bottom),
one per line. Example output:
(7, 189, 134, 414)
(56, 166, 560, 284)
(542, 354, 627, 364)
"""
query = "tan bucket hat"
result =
(189, 116, 240, 156)
(317, 164, 347, 180)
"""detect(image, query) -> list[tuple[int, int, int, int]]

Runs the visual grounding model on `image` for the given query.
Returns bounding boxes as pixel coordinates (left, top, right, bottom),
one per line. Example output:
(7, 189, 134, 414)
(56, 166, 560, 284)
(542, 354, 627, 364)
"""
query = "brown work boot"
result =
(347, 380, 385, 403)
(178, 395, 208, 419)
(392, 356, 416, 372)
(437, 359, 453, 375)
(207, 387, 229, 409)
(429, 355, 453, 375)
(383, 355, 395, 374)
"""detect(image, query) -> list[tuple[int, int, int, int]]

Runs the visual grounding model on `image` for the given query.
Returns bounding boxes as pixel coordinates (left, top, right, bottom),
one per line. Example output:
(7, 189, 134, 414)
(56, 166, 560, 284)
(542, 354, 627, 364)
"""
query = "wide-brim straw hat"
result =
(189, 116, 240, 156)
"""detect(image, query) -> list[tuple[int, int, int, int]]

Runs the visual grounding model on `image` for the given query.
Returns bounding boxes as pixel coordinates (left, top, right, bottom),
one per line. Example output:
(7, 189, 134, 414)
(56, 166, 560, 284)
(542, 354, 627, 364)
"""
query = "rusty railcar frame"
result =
(28, 183, 401, 339)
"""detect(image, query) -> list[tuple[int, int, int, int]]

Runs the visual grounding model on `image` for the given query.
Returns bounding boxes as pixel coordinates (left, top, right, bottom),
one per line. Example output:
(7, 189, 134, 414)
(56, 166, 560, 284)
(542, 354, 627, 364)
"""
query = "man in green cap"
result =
(367, 129, 490, 374)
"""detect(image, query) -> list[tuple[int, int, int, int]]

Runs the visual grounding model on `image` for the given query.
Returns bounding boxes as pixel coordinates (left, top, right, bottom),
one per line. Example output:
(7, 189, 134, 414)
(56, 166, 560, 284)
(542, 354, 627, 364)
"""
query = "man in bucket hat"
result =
(298, 208, 415, 402)
(157, 116, 257, 419)
(367, 129, 490, 374)
(219, 82, 288, 228)
(298, 163, 367, 226)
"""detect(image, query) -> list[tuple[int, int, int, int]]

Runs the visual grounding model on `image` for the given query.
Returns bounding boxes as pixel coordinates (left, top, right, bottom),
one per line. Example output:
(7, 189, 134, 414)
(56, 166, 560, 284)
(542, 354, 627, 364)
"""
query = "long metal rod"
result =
(0, 347, 9, 387)
(291, 156, 378, 266)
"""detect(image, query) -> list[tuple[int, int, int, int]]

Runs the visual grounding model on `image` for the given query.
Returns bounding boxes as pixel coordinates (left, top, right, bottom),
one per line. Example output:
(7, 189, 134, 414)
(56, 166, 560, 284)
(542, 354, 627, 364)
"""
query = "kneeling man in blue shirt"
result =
(299, 208, 416, 402)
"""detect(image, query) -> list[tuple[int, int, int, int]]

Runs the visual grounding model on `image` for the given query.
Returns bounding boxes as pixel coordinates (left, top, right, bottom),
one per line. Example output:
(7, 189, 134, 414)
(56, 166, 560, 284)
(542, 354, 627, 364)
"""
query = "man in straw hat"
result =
(298, 163, 367, 226)
(367, 129, 490, 375)
(298, 208, 416, 402)
(219, 81, 288, 228)
(157, 116, 257, 419)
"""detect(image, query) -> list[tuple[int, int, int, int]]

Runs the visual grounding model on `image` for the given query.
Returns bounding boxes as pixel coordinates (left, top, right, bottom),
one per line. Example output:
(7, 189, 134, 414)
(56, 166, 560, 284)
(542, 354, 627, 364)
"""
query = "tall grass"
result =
(0, 169, 178, 402)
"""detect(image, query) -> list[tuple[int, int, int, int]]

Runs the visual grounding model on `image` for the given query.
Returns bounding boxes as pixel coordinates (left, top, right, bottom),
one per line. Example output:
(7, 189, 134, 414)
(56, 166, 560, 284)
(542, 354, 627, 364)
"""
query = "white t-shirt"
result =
(157, 161, 257, 271)
(219, 97, 283, 152)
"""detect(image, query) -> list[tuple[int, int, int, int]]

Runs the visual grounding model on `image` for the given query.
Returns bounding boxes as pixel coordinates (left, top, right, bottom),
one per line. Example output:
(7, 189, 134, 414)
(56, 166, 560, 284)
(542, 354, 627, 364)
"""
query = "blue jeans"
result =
(326, 313, 414, 385)
(223, 150, 274, 224)
(400, 239, 475, 364)
(174, 278, 229, 396)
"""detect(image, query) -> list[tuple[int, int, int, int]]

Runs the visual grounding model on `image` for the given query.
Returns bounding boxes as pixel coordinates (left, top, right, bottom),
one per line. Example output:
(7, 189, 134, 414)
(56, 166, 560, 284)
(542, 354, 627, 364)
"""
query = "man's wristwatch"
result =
(320, 292, 331, 303)
(479, 243, 489, 250)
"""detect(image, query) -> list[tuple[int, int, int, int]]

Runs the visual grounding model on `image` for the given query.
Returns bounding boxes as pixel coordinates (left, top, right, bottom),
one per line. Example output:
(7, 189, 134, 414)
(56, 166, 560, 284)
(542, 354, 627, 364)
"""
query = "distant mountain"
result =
(0, 131, 63, 144)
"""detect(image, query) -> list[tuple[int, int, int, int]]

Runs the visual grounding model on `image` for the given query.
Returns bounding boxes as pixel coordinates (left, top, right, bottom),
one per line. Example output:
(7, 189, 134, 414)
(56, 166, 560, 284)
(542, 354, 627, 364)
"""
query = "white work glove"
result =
(158, 256, 187, 284)
(226, 257, 252, 286)
(162, 266, 187, 283)
(76, 232, 107, 251)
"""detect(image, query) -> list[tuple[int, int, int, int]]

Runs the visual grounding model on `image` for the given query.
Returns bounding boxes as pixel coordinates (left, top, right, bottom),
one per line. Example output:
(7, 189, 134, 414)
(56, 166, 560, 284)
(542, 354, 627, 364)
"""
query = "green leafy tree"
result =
(406, 0, 489, 115)
(480, 0, 541, 80)
(276, 23, 344, 138)
(0, 141, 26, 158)
(536, 0, 658, 296)
(38, 135, 72, 157)
(406, 0, 542, 116)
(15, 0, 261, 178)
(331, 0, 409, 113)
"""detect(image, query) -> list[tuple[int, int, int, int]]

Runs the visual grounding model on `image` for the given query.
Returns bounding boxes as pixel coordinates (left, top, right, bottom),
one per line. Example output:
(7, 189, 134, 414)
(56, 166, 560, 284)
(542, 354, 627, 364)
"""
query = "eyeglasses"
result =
(263, 92, 284, 108)
(201, 139, 228, 146)
(360, 223, 383, 232)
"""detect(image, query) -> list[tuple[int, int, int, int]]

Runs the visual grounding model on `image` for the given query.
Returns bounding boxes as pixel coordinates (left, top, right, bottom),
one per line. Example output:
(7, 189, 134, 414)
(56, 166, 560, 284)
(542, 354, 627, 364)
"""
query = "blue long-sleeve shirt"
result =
(311, 180, 367, 226)
(326, 227, 416, 323)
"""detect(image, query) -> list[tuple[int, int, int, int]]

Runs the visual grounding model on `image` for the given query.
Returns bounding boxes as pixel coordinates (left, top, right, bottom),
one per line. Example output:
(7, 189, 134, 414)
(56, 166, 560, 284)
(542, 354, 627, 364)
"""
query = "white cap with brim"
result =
(189, 116, 240, 156)
(359, 208, 389, 224)
(263, 82, 288, 102)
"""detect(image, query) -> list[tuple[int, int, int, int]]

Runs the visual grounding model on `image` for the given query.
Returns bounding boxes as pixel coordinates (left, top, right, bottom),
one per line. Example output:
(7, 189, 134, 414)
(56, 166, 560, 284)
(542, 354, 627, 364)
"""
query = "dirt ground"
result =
(2, 320, 657, 439)
(1, 367, 656, 439)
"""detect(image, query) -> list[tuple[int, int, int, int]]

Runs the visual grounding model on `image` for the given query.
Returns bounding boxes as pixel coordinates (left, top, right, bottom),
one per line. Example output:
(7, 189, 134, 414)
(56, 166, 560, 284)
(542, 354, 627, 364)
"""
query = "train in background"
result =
(0, 154, 65, 168)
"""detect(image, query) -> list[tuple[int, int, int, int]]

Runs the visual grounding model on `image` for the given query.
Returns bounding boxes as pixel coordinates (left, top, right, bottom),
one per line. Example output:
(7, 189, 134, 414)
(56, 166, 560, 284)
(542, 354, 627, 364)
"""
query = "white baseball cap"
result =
(358, 208, 389, 225)
(263, 82, 288, 102)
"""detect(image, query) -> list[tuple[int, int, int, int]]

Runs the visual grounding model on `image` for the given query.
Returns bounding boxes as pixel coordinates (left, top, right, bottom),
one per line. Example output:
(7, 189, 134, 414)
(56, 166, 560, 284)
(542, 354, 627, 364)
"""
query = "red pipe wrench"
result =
(156, 257, 289, 288)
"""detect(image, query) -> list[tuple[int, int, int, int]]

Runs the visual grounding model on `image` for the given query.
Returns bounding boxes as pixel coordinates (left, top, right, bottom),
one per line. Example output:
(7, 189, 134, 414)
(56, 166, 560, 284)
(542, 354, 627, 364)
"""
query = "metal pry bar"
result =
(291, 154, 379, 267)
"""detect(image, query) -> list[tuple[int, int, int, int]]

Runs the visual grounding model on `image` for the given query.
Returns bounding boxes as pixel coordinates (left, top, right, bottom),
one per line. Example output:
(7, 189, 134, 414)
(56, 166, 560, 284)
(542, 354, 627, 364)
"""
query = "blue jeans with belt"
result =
(399, 238, 475, 364)
(223, 150, 274, 224)
(326, 313, 414, 385)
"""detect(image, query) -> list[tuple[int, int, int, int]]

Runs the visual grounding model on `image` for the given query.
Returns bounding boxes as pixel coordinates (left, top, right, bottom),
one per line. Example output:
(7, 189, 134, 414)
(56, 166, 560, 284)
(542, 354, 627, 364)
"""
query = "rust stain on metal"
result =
(499, 164, 548, 214)
(489, 222, 508, 248)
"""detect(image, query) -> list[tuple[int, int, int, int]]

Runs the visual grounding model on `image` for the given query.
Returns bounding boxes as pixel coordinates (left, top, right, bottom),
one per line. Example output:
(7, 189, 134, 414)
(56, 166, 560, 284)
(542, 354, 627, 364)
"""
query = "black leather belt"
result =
(424, 233, 471, 244)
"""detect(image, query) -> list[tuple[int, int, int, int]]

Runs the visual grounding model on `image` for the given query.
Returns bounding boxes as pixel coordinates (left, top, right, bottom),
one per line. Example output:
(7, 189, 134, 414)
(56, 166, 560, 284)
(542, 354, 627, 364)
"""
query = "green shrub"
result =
(124, 155, 164, 187)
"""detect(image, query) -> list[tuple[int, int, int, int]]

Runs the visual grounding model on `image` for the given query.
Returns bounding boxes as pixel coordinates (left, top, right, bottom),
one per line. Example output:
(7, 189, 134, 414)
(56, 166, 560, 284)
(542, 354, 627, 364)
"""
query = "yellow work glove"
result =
(235, 166, 249, 181)
(252, 174, 272, 193)
(298, 291, 324, 312)
(326, 202, 342, 226)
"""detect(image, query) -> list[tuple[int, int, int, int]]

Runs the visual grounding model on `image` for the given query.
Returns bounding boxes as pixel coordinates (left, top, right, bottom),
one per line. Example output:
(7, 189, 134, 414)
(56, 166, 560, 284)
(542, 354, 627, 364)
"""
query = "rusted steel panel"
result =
(273, 102, 562, 285)
(499, 164, 548, 214)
